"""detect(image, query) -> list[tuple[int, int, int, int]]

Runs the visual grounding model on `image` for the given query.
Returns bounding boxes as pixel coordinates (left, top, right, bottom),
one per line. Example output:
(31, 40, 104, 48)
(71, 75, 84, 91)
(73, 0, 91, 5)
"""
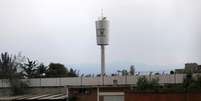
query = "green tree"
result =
(68, 68, 78, 77)
(21, 58, 38, 78)
(0, 52, 28, 95)
(136, 76, 149, 90)
(184, 74, 201, 90)
(196, 76, 201, 87)
(122, 69, 128, 76)
(0, 52, 17, 79)
(170, 70, 174, 74)
(129, 65, 135, 75)
(183, 72, 193, 88)
(149, 78, 160, 89)
(35, 63, 47, 78)
(46, 63, 68, 77)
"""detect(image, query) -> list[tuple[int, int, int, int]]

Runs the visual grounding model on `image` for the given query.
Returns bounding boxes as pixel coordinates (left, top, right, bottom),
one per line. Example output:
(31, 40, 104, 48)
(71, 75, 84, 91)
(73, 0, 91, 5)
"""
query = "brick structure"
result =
(67, 85, 201, 101)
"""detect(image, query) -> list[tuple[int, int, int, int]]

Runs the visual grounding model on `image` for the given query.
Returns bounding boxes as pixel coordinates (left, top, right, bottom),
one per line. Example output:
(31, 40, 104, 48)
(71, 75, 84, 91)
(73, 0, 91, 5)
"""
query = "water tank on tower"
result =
(96, 17, 109, 45)
(95, 15, 109, 85)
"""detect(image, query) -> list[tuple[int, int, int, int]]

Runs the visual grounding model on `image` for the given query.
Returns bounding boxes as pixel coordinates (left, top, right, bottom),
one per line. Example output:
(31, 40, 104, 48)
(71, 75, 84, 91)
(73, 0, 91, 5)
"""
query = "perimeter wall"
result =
(0, 74, 185, 88)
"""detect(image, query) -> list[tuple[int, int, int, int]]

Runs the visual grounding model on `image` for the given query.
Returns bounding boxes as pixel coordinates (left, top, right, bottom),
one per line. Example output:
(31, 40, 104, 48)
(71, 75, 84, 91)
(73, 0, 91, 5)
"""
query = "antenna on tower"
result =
(101, 8, 103, 18)
(100, 9, 106, 20)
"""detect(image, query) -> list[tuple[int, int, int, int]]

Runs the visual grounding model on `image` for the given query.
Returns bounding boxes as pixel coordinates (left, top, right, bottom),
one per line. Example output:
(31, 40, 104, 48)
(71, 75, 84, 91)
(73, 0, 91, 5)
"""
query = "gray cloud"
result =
(0, 0, 200, 73)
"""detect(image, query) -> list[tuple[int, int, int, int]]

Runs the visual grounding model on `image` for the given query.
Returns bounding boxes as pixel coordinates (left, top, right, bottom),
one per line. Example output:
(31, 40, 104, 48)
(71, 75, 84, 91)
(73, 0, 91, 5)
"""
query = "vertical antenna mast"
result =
(101, 9, 103, 19)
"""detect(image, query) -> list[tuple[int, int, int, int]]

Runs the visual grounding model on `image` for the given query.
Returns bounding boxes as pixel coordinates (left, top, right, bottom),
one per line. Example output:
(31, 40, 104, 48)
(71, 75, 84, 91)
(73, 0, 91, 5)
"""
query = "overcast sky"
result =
(0, 0, 200, 74)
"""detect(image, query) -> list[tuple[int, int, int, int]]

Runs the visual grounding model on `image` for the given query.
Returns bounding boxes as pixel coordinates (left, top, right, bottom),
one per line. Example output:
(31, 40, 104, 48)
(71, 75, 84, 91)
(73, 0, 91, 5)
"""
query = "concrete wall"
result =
(0, 74, 185, 88)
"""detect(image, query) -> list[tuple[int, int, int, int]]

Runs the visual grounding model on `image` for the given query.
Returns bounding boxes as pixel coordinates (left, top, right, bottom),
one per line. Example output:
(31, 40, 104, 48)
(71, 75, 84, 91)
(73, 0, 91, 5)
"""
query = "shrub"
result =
(136, 76, 160, 91)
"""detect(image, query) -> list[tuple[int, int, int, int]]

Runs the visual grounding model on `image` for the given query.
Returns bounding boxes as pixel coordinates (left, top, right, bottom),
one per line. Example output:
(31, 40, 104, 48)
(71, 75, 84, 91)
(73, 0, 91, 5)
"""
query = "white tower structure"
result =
(95, 15, 109, 85)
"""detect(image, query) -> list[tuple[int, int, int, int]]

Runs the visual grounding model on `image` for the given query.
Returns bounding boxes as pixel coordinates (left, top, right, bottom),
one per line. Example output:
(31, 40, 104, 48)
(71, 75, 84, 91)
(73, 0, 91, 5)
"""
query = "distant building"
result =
(175, 63, 201, 74)
(185, 63, 201, 73)
(175, 69, 185, 74)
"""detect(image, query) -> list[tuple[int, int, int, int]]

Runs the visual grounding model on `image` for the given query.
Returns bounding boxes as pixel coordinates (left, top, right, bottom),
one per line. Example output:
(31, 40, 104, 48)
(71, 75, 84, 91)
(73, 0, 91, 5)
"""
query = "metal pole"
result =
(101, 45, 105, 85)
(65, 86, 69, 101)
(97, 87, 99, 101)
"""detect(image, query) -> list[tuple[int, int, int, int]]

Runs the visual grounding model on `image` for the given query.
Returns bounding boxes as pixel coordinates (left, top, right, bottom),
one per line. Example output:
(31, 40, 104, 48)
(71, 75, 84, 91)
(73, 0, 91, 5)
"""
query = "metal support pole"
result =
(81, 76, 83, 86)
(101, 45, 105, 85)
(65, 86, 69, 101)
(97, 87, 99, 101)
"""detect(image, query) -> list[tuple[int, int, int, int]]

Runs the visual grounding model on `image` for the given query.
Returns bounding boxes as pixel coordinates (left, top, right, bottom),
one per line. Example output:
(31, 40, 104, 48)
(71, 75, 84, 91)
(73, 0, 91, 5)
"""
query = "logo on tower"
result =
(95, 17, 109, 45)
